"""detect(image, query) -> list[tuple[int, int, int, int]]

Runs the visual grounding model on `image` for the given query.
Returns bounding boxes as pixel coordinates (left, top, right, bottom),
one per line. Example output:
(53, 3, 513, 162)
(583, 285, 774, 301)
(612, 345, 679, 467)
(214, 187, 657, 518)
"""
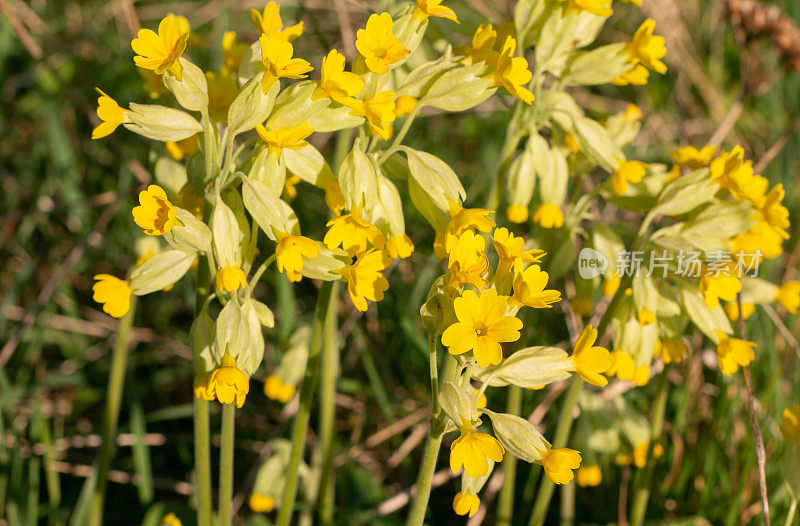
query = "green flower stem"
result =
(497, 385, 522, 526)
(87, 296, 137, 526)
(318, 281, 341, 525)
(378, 104, 421, 165)
(629, 368, 670, 526)
(485, 125, 524, 211)
(277, 280, 336, 526)
(406, 343, 456, 526)
(195, 248, 213, 526)
(559, 482, 576, 526)
(785, 499, 798, 526)
(219, 403, 235, 526)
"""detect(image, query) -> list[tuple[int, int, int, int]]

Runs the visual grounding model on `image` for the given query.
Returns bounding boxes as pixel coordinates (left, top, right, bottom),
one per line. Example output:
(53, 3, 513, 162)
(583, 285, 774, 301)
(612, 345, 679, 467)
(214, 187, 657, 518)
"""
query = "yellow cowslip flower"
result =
(441, 288, 522, 367)
(576, 464, 602, 487)
(131, 15, 189, 81)
(559, 0, 612, 18)
(656, 337, 688, 364)
(460, 21, 516, 67)
(756, 184, 790, 232)
(264, 375, 296, 403)
(413, 0, 459, 22)
(714, 330, 755, 375)
(338, 249, 391, 312)
(93, 274, 133, 318)
(443, 199, 496, 253)
(539, 447, 582, 485)
(606, 350, 649, 386)
(492, 227, 544, 272)
(206, 71, 239, 122)
(132, 185, 179, 236)
(488, 36, 533, 104)
(637, 308, 655, 326)
(532, 203, 564, 229)
(611, 160, 648, 196)
(511, 264, 562, 309)
(698, 263, 741, 310)
(632, 442, 664, 468)
(207, 353, 250, 408)
(387, 234, 414, 259)
(724, 301, 755, 322)
(730, 221, 784, 261)
(623, 19, 667, 74)
(323, 179, 346, 215)
(447, 231, 489, 290)
(249, 493, 276, 513)
(275, 231, 320, 282)
(251, 2, 304, 41)
(221, 31, 248, 75)
(450, 417, 505, 477)
(349, 91, 396, 140)
(194, 375, 215, 401)
(474, 388, 487, 409)
(564, 132, 581, 154)
(394, 95, 418, 118)
(624, 104, 644, 120)
(668, 145, 717, 170)
(162, 512, 182, 526)
(612, 64, 650, 86)
(324, 208, 386, 257)
(315, 49, 364, 106)
(776, 281, 800, 314)
(603, 275, 621, 297)
(166, 135, 199, 161)
(355, 13, 410, 75)
(259, 36, 313, 93)
(282, 174, 301, 200)
(256, 122, 314, 157)
(780, 405, 800, 442)
(567, 324, 611, 387)
(453, 491, 480, 517)
(216, 265, 247, 292)
(506, 204, 529, 224)
(92, 88, 130, 140)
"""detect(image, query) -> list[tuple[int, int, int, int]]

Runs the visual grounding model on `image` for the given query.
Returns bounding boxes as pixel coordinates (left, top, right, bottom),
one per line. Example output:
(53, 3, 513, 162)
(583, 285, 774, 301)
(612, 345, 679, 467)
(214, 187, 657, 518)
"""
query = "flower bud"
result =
(125, 103, 203, 142)
(129, 249, 195, 295)
(439, 382, 479, 426)
(473, 346, 572, 389)
(482, 409, 550, 463)
(241, 174, 289, 240)
(163, 58, 208, 111)
(165, 208, 212, 252)
(227, 75, 279, 137)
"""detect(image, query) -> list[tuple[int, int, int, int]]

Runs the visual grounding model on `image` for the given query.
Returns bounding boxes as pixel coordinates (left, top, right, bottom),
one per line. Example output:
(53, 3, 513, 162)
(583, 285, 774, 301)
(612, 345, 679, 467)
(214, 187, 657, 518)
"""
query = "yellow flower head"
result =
(779, 405, 800, 442)
(569, 324, 611, 387)
(776, 281, 800, 314)
(206, 71, 239, 122)
(92, 88, 130, 140)
(506, 204, 529, 224)
(349, 91, 396, 140)
(492, 228, 545, 269)
(93, 274, 133, 318)
(132, 185, 179, 236)
(447, 231, 489, 290)
(714, 330, 756, 376)
(256, 121, 314, 157)
(698, 263, 741, 310)
(251, 2, 305, 41)
(612, 64, 650, 86)
(249, 493, 276, 513)
(323, 179, 347, 215)
(444, 199, 496, 253)
(450, 417, 505, 477)
(131, 15, 189, 80)
(757, 184, 790, 232)
(413, 0, 459, 22)
(657, 337, 688, 364)
(161, 512, 182, 526)
(355, 13, 410, 75)
(560, 0, 612, 17)
(532, 203, 564, 229)
(207, 353, 250, 408)
(441, 288, 522, 367)
(669, 145, 717, 170)
(724, 301, 755, 322)
(194, 374, 215, 401)
(636, 308, 655, 326)
(489, 36, 534, 104)
(282, 174, 301, 200)
(452, 491, 480, 517)
(259, 36, 313, 93)
(338, 249, 392, 312)
(603, 275, 621, 297)
(275, 231, 320, 282)
(611, 160, 648, 196)
(387, 234, 415, 259)
(511, 264, 562, 309)
(394, 95, 419, 117)
(324, 208, 387, 257)
(221, 31, 248, 75)
(264, 375, 296, 403)
(316, 49, 364, 105)
(539, 447, 582, 485)
(624, 19, 667, 74)
(632, 442, 664, 468)
(216, 265, 247, 293)
(730, 221, 784, 261)
(606, 350, 649, 385)
(576, 464, 602, 487)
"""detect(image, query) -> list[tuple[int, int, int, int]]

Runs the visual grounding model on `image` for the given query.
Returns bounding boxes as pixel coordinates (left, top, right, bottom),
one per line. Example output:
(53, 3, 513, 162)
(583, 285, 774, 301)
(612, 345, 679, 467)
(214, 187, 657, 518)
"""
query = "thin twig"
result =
(753, 111, 800, 173)
(708, 92, 745, 148)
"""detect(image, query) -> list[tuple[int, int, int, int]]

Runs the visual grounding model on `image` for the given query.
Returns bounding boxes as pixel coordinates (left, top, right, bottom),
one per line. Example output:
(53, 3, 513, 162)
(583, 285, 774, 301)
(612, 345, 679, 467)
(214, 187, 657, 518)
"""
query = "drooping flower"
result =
(444, 200, 496, 253)
(488, 36, 533, 104)
(249, 493, 276, 513)
(532, 203, 564, 228)
(337, 249, 392, 312)
(623, 19, 667, 74)
(355, 13, 410, 75)
(656, 337, 688, 364)
(413, 0, 459, 22)
(511, 264, 562, 309)
(606, 350, 649, 385)
(131, 15, 189, 80)
(324, 208, 386, 256)
(264, 375, 296, 403)
(256, 122, 314, 157)
(559, 0, 613, 17)
(539, 447, 582, 485)
(450, 417, 505, 477)
(259, 36, 313, 93)
(92, 88, 130, 139)
(715, 330, 756, 375)
(386, 234, 414, 259)
(492, 227, 544, 272)
(393, 95, 418, 117)
(315, 49, 364, 105)
(447, 231, 489, 290)
(251, 2, 305, 41)
(132, 185, 179, 236)
(776, 281, 800, 314)
(216, 265, 247, 292)
(699, 263, 741, 309)
(452, 491, 480, 517)
(780, 405, 800, 442)
(275, 231, 320, 282)
(669, 145, 717, 169)
(441, 288, 522, 367)
(349, 91, 396, 140)
(576, 464, 602, 487)
(161, 513, 182, 526)
(506, 204, 529, 224)
(93, 274, 133, 318)
(756, 184, 791, 234)
(207, 353, 250, 408)
(724, 301, 755, 322)
(637, 308, 655, 326)
(611, 160, 648, 196)
(568, 324, 611, 387)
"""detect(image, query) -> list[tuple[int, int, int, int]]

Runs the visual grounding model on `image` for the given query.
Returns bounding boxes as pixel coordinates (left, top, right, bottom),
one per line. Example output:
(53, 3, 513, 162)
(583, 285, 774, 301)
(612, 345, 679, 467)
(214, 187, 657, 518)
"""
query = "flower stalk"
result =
(318, 281, 341, 525)
(219, 403, 235, 526)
